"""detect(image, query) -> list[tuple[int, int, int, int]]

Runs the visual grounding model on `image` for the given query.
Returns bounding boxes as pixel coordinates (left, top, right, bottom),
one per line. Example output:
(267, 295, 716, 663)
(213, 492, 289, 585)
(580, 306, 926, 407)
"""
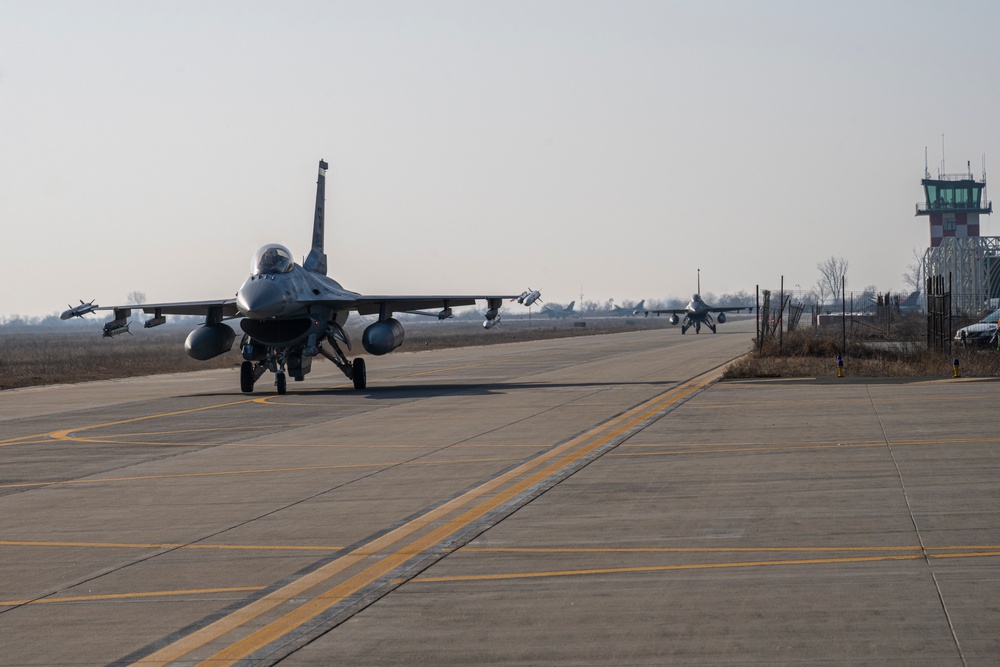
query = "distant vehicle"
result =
(62, 160, 537, 394)
(541, 301, 576, 318)
(955, 308, 1000, 346)
(610, 300, 645, 316)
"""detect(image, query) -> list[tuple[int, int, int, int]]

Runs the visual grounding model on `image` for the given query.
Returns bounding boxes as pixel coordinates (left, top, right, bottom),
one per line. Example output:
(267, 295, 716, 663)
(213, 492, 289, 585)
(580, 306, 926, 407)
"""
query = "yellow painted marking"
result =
(0, 433, 55, 447)
(102, 424, 294, 439)
(464, 546, 928, 554)
(0, 586, 264, 607)
(4, 547, 994, 609)
(48, 398, 258, 443)
(613, 442, 890, 457)
(0, 540, 342, 551)
(0, 457, 523, 489)
(407, 554, 932, 583)
(143, 370, 719, 666)
(613, 436, 1000, 458)
(932, 550, 1000, 559)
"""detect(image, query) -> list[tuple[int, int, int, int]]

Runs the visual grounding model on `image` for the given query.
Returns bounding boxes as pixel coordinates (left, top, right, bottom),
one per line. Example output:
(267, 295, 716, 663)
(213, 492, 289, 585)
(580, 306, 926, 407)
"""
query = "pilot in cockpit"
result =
(252, 244, 294, 275)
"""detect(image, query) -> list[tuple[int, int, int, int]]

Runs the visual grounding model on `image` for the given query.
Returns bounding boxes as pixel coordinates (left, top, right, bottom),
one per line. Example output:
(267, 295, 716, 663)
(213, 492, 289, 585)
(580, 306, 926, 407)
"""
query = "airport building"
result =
(918, 162, 996, 314)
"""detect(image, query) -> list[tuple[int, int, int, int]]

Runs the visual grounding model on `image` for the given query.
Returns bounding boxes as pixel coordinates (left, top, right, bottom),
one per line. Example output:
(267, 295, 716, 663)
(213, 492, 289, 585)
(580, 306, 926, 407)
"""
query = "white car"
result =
(955, 308, 1000, 345)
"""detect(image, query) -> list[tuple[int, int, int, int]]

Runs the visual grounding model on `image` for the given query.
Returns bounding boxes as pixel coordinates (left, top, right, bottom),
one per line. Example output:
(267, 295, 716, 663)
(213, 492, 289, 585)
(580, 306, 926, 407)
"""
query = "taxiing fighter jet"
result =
(610, 300, 645, 316)
(62, 160, 537, 394)
(643, 272, 750, 334)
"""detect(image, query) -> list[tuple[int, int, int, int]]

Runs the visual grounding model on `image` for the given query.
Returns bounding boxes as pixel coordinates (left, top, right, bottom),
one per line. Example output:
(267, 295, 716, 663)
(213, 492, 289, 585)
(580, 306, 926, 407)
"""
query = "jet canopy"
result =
(251, 244, 294, 276)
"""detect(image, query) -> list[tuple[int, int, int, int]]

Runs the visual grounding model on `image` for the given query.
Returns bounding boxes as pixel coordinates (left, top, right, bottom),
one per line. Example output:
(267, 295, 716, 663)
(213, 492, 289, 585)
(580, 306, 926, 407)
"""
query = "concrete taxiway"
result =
(1, 320, 998, 665)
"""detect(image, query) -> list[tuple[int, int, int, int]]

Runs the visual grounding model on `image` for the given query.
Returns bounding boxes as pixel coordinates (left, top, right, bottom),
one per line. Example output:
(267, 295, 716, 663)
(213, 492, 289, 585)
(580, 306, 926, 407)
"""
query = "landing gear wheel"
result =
(275, 372, 287, 395)
(240, 361, 255, 393)
(352, 358, 367, 390)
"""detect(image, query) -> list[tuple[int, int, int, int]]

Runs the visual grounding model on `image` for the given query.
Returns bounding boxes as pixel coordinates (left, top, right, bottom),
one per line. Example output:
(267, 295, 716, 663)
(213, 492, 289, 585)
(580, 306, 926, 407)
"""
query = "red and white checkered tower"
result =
(916, 160, 992, 247)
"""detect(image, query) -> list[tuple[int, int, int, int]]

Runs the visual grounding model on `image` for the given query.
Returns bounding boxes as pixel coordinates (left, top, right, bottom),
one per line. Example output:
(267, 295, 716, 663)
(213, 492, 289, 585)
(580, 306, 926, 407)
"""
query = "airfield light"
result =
(953, 358, 960, 377)
(836, 354, 843, 378)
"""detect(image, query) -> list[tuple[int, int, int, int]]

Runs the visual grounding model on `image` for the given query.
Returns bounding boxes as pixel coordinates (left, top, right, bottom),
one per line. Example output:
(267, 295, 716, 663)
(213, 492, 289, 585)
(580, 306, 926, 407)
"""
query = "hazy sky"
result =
(4, 0, 1000, 318)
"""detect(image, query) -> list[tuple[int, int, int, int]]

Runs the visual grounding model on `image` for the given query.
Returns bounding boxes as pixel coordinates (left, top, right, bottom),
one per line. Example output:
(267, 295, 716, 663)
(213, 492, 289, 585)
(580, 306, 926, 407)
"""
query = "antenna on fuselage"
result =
(303, 159, 328, 275)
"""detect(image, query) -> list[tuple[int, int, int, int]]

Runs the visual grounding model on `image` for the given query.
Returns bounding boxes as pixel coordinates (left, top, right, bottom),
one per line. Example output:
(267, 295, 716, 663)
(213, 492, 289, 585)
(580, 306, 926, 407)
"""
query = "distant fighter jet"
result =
(62, 160, 538, 394)
(541, 301, 576, 318)
(644, 272, 750, 334)
(610, 300, 645, 316)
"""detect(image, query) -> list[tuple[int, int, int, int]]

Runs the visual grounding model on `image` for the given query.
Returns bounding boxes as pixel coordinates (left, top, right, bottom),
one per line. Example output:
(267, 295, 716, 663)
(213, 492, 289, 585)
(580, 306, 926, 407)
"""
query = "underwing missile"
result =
(102, 322, 131, 337)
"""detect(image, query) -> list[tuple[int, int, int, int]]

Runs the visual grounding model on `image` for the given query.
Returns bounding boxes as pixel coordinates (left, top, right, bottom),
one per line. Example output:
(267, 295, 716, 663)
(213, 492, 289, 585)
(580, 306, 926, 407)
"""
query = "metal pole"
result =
(779, 275, 784, 354)
(756, 284, 760, 351)
(841, 275, 846, 353)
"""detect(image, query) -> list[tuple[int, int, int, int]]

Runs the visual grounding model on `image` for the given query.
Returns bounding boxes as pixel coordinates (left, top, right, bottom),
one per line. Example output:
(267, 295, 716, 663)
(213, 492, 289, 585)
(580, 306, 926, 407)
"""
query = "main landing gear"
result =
(240, 360, 289, 395)
(241, 360, 267, 393)
(317, 337, 367, 390)
(240, 335, 367, 395)
(679, 320, 717, 335)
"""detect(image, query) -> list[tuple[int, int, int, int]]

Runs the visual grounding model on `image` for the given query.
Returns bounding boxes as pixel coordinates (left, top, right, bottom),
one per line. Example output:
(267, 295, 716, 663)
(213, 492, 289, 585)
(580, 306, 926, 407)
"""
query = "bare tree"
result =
(816, 256, 849, 304)
(126, 290, 147, 305)
(901, 247, 925, 295)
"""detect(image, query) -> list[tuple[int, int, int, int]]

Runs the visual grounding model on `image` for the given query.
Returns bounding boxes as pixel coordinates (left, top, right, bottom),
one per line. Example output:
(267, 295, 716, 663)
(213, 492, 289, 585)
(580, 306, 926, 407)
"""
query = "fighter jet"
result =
(610, 300, 645, 316)
(541, 301, 576, 318)
(62, 160, 538, 394)
(644, 272, 750, 334)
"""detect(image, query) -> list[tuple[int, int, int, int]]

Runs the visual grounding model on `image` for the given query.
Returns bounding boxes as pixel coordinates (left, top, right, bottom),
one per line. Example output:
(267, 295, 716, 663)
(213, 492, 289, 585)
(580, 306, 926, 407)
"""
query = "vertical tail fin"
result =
(303, 160, 328, 275)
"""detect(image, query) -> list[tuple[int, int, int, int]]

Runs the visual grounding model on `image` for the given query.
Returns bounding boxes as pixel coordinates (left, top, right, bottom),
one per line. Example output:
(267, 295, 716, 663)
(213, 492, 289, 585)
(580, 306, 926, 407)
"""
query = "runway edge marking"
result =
(128, 366, 726, 667)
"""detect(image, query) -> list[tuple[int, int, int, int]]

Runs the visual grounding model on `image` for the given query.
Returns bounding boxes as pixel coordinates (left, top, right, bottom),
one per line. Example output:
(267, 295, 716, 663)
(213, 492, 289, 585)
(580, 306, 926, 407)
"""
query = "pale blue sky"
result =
(3, 0, 1000, 318)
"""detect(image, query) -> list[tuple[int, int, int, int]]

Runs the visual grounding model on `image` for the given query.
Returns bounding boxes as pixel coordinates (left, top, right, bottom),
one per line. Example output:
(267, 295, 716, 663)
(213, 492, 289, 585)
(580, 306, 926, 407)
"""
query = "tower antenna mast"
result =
(941, 134, 946, 176)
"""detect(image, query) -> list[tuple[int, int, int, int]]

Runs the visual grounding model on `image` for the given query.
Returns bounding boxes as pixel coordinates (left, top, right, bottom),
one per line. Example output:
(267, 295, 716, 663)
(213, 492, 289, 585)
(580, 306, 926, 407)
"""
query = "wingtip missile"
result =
(60, 300, 98, 320)
(516, 288, 542, 307)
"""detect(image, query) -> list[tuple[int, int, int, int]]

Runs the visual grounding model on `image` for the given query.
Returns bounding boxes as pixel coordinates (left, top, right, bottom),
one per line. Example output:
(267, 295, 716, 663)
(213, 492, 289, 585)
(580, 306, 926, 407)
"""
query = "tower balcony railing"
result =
(916, 200, 993, 215)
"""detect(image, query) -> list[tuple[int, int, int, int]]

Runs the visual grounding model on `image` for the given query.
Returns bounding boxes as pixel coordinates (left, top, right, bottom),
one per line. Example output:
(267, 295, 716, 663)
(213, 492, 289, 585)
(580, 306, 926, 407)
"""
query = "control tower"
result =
(920, 159, 999, 313)
(916, 162, 991, 246)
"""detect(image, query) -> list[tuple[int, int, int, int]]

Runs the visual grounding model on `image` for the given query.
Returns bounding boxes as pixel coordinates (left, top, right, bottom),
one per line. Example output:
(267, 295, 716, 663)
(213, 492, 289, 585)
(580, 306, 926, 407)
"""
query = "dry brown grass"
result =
(0, 317, 674, 391)
(13, 316, 985, 390)
(0, 330, 240, 390)
(724, 326, 1000, 379)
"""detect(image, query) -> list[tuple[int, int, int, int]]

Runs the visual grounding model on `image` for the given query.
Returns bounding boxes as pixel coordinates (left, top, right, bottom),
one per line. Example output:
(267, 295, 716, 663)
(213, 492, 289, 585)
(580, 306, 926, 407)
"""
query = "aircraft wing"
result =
(310, 295, 515, 316)
(707, 306, 752, 314)
(644, 306, 752, 315)
(93, 300, 240, 318)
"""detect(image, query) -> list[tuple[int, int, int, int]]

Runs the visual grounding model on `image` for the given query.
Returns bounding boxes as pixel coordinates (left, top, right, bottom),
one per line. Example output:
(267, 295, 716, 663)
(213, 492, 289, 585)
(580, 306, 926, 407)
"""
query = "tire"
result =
(352, 357, 367, 390)
(276, 372, 287, 395)
(240, 361, 255, 393)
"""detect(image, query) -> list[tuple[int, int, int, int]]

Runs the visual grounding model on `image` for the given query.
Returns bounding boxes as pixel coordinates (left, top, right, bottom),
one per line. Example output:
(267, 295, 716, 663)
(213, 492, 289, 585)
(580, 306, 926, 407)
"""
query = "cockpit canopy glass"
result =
(251, 244, 294, 275)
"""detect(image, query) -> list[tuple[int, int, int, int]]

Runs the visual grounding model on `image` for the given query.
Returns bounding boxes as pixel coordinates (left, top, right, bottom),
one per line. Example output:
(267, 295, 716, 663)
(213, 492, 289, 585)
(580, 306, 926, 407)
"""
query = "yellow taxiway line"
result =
(130, 368, 719, 666)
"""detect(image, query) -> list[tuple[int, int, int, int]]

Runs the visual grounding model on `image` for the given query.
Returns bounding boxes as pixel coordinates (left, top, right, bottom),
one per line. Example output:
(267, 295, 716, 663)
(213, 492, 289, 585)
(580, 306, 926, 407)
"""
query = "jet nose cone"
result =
(237, 278, 287, 319)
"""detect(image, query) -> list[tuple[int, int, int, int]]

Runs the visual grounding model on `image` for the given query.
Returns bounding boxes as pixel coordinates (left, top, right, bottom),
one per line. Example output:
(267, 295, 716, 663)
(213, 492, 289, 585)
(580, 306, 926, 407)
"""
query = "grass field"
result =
(0, 316, 679, 391)
(7, 315, 991, 391)
(723, 323, 1000, 379)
